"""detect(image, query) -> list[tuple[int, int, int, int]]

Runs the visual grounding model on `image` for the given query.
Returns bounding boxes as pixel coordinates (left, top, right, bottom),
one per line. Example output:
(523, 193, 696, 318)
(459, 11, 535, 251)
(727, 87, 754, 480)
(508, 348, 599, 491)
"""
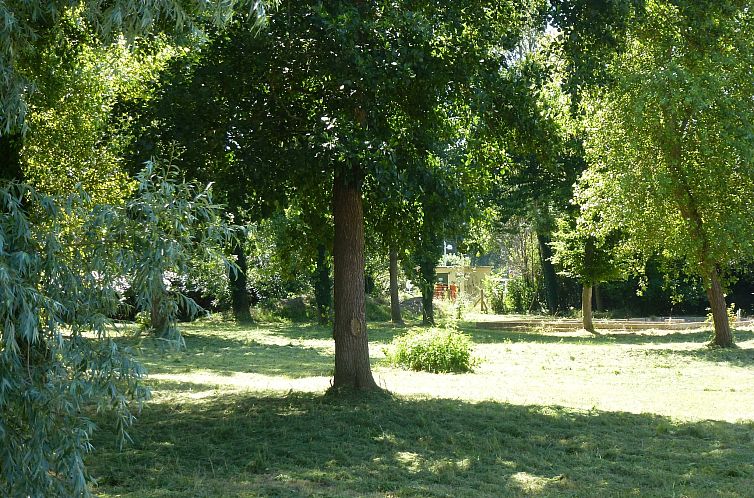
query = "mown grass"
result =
(89, 318, 754, 497)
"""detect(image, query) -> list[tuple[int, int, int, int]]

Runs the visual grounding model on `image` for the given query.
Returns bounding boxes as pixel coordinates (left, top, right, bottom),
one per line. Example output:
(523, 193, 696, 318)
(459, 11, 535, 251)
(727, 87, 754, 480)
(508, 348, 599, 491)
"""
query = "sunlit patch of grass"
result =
(89, 318, 754, 496)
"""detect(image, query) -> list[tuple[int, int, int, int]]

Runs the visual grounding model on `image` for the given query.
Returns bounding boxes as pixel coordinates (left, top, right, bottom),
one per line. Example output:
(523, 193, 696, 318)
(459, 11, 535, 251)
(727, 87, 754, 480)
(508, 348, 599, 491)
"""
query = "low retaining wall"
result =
(474, 318, 754, 331)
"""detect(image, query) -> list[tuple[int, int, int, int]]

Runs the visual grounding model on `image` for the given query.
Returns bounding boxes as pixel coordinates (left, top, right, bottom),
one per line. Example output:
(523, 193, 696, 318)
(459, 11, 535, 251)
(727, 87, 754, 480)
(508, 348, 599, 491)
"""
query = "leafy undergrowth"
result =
(383, 328, 478, 373)
(88, 320, 754, 497)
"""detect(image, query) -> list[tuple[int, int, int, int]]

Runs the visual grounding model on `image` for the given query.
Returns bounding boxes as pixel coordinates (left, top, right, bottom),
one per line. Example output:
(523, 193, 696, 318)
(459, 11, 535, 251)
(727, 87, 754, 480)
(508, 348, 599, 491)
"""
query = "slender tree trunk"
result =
(331, 166, 379, 390)
(314, 243, 332, 325)
(582, 284, 595, 333)
(419, 254, 435, 326)
(593, 283, 602, 312)
(536, 230, 559, 315)
(389, 247, 403, 325)
(706, 267, 734, 347)
(230, 242, 253, 324)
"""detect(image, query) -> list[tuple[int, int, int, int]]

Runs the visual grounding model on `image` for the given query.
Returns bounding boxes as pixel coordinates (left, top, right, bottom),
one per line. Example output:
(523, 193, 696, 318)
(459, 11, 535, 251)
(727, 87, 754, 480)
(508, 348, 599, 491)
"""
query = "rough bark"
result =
(389, 248, 403, 325)
(582, 284, 595, 333)
(536, 230, 559, 315)
(331, 167, 379, 390)
(706, 267, 734, 347)
(230, 242, 253, 324)
(314, 244, 332, 325)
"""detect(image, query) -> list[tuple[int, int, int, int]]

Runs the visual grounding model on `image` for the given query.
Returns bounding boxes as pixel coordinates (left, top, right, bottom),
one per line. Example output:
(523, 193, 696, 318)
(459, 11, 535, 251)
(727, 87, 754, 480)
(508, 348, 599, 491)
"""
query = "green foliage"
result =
(0, 0, 269, 134)
(384, 328, 478, 373)
(486, 277, 507, 314)
(550, 214, 625, 286)
(578, 0, 754, 281)
(0, 183, 147, 497)
(120, 163, 236, 343)
(25, 31, 177, 203)
(706, 303, 737, 330)
(503, 275, 540, 313)
(0, 165, 233, 496)
(245, 217, 313, 304)
(365, 296, 391, 322)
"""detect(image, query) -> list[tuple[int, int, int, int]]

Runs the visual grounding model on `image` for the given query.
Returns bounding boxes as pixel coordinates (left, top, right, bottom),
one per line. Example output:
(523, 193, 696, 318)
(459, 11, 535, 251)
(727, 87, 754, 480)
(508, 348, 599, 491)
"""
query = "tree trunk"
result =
(389, 248, 403, 325)
(314, 243, 332, 325)
(536, 230, 559, 315)
(593, 283, 602, 312)
(419, 254, 435, 326)
(331, 166, 379, 390)
(150, 292, 169, 337)
(664, 127, 734, 348)
(421, 282, 434, 325)
(230, 241, 253, 324)
(582, 284, 595, 333)
(706, 267, 734, 347)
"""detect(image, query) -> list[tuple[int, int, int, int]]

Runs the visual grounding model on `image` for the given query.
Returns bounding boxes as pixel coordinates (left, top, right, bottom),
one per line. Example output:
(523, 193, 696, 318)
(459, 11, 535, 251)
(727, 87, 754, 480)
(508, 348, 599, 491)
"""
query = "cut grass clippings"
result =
(88, 319, 754, 497)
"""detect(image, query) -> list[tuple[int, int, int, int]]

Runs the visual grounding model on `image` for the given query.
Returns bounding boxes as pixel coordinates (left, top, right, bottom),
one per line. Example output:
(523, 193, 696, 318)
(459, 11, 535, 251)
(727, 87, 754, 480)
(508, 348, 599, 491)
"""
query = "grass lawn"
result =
(89, 318, 754, 497)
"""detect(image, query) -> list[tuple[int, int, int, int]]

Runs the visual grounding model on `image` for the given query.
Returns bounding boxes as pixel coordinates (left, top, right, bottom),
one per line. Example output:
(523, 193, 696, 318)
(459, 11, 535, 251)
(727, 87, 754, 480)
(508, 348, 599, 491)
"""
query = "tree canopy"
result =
(578, 0, 754, 345)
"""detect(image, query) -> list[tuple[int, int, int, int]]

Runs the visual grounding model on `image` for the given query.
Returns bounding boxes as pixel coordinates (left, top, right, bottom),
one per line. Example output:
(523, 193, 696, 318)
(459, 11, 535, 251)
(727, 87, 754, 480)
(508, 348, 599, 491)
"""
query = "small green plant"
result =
(383, 328, 479, 373)
(705, 303, 737, 328)
(135, 310, 151, 332)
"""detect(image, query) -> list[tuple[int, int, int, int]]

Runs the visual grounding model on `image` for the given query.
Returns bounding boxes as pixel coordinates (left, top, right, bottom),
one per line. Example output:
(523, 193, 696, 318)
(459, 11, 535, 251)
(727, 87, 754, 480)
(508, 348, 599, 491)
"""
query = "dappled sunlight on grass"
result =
(127, 319, 754, 422)
(90, 390, 754, 497)
(91, 318, 754, 496)
(149, 371, 330, 397)
(133, 323, 336, 379)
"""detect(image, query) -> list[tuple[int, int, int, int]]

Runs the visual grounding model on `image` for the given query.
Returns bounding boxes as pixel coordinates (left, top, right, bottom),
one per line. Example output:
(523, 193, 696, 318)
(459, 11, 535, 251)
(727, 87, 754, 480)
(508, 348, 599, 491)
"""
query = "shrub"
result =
(383, 328, 478, 373)
(504, 276, 538, 313)
(486, 279, 506, 314)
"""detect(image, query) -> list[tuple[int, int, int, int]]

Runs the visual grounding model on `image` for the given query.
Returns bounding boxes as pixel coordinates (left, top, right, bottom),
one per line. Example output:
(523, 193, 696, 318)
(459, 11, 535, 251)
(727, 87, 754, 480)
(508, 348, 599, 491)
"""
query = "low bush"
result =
(383, 328, 478, 373)
(504, 276, 539, 313)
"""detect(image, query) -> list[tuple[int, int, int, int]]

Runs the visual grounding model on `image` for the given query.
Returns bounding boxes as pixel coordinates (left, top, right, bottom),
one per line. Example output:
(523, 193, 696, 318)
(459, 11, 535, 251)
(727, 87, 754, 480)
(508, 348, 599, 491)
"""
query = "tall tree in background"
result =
(365, 160, 417, 325)
(579, 0, 754, 347)
(550, 214, 624, 332)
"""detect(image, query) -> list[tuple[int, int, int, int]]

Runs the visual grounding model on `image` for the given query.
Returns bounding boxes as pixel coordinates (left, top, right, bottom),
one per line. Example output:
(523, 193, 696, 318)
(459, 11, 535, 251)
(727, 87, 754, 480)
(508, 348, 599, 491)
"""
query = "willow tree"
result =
(0, 2, 268, 495)
(579, 0, 754, 347)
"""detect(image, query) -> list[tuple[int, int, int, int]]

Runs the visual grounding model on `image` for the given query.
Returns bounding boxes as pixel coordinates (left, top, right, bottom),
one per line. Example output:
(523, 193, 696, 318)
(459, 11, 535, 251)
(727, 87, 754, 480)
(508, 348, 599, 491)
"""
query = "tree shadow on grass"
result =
(90, 391, 754, 498)
(135, 332, 334, 379)
(640, 344, 754, 368)
(460, 323, 754, 347)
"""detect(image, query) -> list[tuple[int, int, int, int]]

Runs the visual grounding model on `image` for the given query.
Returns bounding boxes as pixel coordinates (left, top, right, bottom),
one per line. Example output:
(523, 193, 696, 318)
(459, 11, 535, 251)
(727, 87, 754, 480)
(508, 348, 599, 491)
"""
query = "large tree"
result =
(139, 0, 528, 388)
(479, 45, 583, 314)
(579, 0, 754, 347)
